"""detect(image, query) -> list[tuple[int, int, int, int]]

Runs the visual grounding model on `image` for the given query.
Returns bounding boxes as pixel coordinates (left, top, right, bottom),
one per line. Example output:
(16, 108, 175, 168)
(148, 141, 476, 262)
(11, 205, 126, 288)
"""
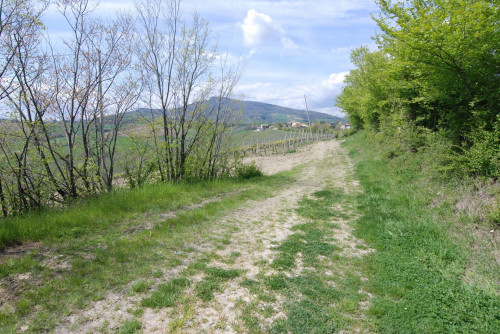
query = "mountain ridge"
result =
(126, 98, 344, 125)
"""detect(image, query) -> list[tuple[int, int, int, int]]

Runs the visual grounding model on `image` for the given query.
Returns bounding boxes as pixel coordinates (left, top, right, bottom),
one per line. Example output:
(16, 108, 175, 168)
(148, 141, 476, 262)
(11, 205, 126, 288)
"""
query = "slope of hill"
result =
(124, 98, 344, 126)
(234, 100, 344, 125)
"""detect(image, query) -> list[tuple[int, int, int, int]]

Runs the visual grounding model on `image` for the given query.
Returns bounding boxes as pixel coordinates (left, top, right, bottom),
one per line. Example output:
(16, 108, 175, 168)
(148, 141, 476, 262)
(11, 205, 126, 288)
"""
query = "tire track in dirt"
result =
(54, 139, 373, 333)
(162, 140, 373, 333)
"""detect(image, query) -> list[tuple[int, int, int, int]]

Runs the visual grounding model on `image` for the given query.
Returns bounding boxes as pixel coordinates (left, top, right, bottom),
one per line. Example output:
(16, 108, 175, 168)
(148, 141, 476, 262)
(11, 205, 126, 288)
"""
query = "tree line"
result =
(0, 0, 244, 216)
(337, 0, 499, 178)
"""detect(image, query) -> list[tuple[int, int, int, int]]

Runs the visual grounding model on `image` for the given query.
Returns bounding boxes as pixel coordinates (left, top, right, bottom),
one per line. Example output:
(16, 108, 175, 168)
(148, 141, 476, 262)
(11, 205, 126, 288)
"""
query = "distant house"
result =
(256, 124, 270, 131)
(340, 123, 352, 130)
(291, 122, 303, 128)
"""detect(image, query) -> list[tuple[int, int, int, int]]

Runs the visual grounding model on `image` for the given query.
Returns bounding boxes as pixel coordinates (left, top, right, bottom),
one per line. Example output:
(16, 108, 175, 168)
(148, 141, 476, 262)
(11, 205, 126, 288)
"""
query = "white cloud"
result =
(234, 71, 349, 117)
(239, 9, 280, 46)
(238, 9, 299, 50)
(323, 72, 349, 88)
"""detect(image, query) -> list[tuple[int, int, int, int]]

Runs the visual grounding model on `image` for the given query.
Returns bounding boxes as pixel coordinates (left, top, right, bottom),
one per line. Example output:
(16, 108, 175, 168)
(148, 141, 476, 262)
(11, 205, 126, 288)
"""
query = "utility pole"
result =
(304, 95, 312, 138)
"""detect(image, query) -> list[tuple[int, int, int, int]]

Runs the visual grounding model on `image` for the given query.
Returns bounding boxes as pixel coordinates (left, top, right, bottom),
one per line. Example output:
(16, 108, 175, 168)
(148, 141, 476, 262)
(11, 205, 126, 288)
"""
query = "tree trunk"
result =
(0, 175, 8, 217)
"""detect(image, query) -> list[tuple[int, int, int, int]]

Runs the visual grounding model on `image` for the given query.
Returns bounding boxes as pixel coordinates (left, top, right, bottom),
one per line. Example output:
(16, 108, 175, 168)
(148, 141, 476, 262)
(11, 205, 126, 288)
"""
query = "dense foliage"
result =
(337, 0, 499, 178)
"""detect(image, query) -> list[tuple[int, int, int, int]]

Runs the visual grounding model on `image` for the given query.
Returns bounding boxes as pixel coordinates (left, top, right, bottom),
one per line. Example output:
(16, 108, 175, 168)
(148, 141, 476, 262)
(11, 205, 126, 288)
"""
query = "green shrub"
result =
(234, 162, 263, 179)
(461, 115, 500, 178)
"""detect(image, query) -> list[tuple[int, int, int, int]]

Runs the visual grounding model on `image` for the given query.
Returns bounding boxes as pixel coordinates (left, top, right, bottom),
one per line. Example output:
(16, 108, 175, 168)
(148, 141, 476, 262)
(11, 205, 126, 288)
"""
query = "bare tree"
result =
(80, 14, 139, 192)
(0, 0, 243, 217)
(48, 0, 138, 196)
(168, 13, 217, 179)
(0, 0, 48, 215)
(0, 0, 139, 215)
(201, 55, 245, 179)
(136, 0, 245, 181)
(135, 0, 181, 181)
(0, 0, 48, 100)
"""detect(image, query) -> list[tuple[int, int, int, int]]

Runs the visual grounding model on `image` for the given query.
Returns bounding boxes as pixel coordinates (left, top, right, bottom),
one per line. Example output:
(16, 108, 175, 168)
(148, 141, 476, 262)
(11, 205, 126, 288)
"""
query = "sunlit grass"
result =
(343, 132, 500, 333)
(0, 171, 294, 333)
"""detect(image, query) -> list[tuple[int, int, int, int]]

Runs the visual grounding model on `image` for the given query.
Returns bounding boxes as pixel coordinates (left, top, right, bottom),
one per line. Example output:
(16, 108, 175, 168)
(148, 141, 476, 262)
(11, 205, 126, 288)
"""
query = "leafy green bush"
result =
(461, 115, 500, 178)
(234, 162, 263, 179)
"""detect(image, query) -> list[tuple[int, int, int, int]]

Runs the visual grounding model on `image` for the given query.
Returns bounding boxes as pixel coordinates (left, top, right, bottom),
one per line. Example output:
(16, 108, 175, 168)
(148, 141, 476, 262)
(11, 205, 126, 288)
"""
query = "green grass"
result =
(130, 280, 151, 294)
(117, 319, 142, 334)
(141, 278, 190, 308)
(0, 175, 286, 249)
(0, 172, 294, 333)
(295, 189, 347, 220)
(195, 266, 243, 302)
(264, 187, 360, 333)
(343, 132, 500, 333)
(234, 183, 363, 333)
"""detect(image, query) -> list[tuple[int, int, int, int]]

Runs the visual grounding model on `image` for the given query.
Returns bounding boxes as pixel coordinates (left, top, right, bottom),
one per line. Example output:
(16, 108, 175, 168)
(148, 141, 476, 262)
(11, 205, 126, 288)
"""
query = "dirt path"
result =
(54, 140, 373, 333)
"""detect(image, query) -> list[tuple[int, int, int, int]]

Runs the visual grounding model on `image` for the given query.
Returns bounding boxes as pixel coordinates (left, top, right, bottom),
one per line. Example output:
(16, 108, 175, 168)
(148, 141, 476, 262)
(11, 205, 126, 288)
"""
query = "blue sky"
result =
(42, 0, 380, 116)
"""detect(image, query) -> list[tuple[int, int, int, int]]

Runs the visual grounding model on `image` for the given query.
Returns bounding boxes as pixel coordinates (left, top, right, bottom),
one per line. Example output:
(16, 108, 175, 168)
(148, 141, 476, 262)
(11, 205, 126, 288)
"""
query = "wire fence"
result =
(230, 129, 338, 157)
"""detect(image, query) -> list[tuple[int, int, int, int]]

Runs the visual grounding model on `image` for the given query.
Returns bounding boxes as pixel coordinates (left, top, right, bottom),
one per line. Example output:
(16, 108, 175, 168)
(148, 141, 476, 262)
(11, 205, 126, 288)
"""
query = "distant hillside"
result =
(124, 98, 344, 126)
(234, 100, 344, 125)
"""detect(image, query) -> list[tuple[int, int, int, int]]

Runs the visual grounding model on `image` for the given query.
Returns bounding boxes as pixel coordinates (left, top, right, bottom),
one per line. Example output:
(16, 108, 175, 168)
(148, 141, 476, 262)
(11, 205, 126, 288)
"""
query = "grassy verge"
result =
(0, 177, 271, 249)
(343, 132, 500, 333)
(0, 172, 294, 333)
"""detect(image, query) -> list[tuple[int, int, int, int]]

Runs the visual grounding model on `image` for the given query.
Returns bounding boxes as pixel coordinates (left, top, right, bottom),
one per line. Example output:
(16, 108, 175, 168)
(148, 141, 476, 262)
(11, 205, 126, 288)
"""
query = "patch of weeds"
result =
(326, 222, 340, 229)
(131, 280, 150, 294)
(187, 260, 208, 272)
(195, 267, 242, 302)
(222, 251, 241, 265)
(295, 188, 346, 220)
(16, 298, 33, 316)
(257, 292, 277, 302)
(166, 258, 183, 268)
(168, 304, 194, 331)
(339, 297, 359, 313)
(271, 253, 296, 270)
(261, 306, 276, 317)
(241, 302, 264, 333)
(204, 266, 241, 279)
(0, 254, 44, 278)
(127, 307, 144, 317)
(289, 273, 341, 302)
(271, 225, 340, 270)
(117, 319, 142, 334)
(269, 319, 288, 334)
(235, 161, 263, 179)
(152, 269, 163, 278)
(287, 299, 338, 334)
(195, 280, 221, 302)
(141, 278, 190, 308)
(240, 278, 260, 294)
(254, 258, 268, 266)
(99, 320, 110, 333)
(265, 274, 288, 291)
